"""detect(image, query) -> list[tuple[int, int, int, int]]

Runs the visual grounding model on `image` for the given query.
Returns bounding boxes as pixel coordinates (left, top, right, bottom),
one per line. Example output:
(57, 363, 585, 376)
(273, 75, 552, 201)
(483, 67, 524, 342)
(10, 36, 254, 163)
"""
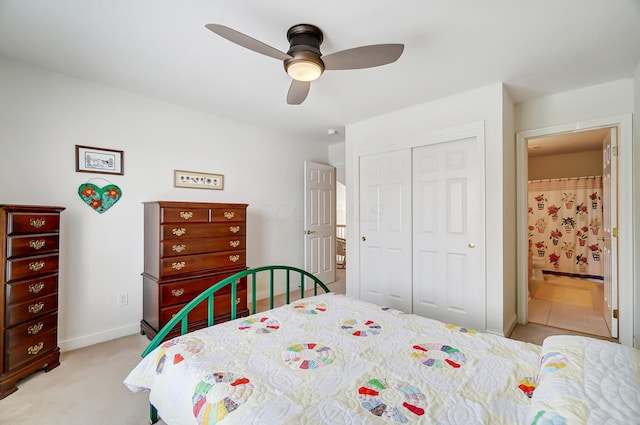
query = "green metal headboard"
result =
(141, 265, 330, 424)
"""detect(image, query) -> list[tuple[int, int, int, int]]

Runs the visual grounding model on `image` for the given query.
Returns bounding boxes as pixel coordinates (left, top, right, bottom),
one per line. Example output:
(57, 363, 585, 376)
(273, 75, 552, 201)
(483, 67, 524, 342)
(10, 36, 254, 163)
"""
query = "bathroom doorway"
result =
(525, 127, 614, 337)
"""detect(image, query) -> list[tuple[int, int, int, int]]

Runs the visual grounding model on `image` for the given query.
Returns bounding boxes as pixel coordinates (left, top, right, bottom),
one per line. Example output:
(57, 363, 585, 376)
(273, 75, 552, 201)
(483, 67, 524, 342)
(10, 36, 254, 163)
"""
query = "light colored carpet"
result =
(533, 284, 594, 308)
(0, 333, 164, 425)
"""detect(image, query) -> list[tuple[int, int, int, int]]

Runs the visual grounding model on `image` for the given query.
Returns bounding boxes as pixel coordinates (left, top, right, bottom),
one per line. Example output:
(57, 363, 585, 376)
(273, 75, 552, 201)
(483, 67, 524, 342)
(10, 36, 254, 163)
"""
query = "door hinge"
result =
(613, 309, 619, 319)
(612, 146, 618, 156)
(613, 228, 618, 238)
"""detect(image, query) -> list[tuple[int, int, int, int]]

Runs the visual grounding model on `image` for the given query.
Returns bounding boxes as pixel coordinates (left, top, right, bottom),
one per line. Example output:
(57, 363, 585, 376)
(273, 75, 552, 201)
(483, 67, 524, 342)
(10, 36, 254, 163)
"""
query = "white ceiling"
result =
(527, 128, 612, 158)
(1, 0, 639, 145)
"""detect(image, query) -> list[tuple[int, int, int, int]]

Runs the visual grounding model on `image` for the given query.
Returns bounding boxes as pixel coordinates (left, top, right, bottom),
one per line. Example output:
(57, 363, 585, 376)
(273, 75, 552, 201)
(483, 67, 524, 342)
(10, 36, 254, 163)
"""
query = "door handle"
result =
(304, 230, 316, 235)
(468, 243, 476, 248)
(361, 236, 366, 241)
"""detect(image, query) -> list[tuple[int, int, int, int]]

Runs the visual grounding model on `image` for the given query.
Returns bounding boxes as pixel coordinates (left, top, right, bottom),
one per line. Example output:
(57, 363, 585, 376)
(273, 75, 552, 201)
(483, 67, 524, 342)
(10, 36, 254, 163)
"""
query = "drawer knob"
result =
(28, 322, 44, 335)
(224, 212, 235, 220)
(29, 282, 45, 293)
(171, 288, 185, 297)
(172, 244, 186, 253)
(172, 261, 186, 271)
(29, 239, 46, 250)
(229, 240, 240, 248)
(172, 228, 186, 236)
(229, 255, 240, 262)
(28, 302, 45, 314)
(28, 261, 45, 271)
(30, 218, 46, 228)
(179, 211, 194, 220)
(27, 342, 44, 355)
(229, 226, 240, 234)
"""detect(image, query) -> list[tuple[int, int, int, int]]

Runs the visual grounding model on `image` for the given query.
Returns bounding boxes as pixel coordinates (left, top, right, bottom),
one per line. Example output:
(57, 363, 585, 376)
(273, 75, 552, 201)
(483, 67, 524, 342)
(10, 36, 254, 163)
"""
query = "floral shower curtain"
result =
(528, 176, 603, 278)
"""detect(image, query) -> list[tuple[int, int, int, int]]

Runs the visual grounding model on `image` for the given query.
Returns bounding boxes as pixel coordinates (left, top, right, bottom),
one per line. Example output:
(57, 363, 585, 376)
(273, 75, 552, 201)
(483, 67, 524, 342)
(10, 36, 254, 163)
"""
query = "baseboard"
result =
(59, 322, 140, 352)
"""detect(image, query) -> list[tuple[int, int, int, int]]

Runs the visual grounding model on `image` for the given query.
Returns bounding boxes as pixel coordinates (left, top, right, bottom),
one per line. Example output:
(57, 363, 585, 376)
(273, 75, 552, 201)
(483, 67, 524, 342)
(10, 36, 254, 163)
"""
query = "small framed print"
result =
(75, 145, 124, 175)
(174, 170, 224, 190)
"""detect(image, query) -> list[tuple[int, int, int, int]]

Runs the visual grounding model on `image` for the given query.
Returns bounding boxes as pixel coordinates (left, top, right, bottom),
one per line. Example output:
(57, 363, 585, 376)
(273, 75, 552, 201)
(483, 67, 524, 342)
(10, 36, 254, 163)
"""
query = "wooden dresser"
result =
(140, 201, 250, 340)
(0, 204, 65, 399)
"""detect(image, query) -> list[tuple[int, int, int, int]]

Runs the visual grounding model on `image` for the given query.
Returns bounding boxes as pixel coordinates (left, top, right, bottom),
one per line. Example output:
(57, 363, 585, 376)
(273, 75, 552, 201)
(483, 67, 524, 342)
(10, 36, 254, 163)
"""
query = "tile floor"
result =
(528, 275, 611, 337)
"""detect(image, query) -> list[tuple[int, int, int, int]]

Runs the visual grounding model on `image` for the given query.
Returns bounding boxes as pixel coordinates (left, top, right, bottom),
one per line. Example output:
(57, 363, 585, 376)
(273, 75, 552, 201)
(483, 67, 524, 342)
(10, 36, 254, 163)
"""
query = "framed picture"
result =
(174, 170, 224, 190)
(75, 145, 124, 175)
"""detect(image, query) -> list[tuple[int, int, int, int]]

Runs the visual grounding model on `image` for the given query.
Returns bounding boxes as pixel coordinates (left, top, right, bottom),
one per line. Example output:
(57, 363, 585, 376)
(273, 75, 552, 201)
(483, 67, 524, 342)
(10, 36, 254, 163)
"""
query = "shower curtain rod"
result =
(528, 175, 601, 184)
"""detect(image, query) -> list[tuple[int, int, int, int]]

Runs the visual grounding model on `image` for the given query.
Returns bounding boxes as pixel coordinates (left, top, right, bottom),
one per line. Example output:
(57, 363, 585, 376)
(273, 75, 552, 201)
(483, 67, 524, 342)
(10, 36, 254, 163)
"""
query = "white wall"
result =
(0, 58, 328, 351)
(346, 83, 515, 335)
(515, 80, 633, 130)
(515, 79, 636, 346)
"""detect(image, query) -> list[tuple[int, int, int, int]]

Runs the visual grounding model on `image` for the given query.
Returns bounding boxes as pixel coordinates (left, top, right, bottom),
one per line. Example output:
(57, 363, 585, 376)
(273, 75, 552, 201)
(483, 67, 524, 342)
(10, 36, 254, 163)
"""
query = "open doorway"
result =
(517, 115, 633, 345)
(525, 128, 613, 337)
(335, 166, 347, 289)
(336, 167, 346, 267)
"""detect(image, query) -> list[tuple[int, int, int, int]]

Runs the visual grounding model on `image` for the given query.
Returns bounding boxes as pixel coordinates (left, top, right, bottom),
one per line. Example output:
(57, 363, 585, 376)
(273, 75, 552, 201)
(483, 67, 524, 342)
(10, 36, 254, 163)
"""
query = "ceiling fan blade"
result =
(323, 44, 404, 70)
(287, 80, 311, 105)
(205, 24, 292, 61)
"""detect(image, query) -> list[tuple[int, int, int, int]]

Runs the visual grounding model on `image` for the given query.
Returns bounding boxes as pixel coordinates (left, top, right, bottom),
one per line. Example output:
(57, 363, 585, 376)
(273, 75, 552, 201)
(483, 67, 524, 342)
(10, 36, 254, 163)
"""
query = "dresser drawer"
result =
(161, 223, 246, 240)
(161, 207, 209, 223)
(160, 289, 247, 326)
(5, 329, 57, 371)
(5, 313, 58, 350)
(160, 251, 245, 277)
(7, 213, 60, 235)
(7, 234, 59, 257)
(6, 275, 58, 305)
(161, 237, 246, 257)
(210, 208, 246, 223)
(6, 254, 59, 282)
(6, 293, 58, 327)
(160, 274, 247, 307)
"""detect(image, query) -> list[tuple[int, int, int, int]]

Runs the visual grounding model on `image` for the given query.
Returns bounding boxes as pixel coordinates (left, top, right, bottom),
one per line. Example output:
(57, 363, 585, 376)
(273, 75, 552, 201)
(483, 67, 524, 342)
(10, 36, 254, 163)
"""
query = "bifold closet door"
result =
(359, 150, 412, 312)
(412, 137, 485, 329)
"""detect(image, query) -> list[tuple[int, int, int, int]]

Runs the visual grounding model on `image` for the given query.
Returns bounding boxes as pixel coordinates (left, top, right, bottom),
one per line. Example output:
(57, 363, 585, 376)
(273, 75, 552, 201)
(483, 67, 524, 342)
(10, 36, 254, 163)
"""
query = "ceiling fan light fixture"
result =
(286, 60, 323, 81)
(284, 50, 324, 82)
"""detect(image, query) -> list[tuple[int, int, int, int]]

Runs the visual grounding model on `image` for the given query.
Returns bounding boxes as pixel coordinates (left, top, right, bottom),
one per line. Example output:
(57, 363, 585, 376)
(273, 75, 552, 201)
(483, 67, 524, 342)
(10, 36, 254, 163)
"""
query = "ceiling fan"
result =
(205, 23, 404, 105)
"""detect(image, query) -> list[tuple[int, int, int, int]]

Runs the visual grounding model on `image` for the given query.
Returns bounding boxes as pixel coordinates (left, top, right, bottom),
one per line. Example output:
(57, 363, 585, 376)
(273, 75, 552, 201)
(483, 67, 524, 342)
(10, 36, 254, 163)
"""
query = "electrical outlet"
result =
(117, 292, 128, 307)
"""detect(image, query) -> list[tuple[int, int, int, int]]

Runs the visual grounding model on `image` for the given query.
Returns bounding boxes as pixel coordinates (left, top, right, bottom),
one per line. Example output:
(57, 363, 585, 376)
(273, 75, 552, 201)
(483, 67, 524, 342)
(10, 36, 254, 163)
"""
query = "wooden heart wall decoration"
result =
(78, 183, 122, 213)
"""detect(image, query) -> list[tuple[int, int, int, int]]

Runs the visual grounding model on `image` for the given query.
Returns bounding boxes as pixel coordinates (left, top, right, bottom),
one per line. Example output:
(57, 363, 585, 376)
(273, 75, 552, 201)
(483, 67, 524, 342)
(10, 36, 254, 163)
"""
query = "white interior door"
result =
(602, 128, 618, 337)
(304, 161, 336, 285)
(359, 150, 412, 311)
(412, 138, 486, 329)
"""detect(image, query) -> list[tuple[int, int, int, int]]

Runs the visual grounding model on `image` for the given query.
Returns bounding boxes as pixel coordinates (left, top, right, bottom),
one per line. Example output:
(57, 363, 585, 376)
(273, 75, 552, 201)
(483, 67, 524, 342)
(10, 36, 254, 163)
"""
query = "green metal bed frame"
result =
(140, 265, 331, 424)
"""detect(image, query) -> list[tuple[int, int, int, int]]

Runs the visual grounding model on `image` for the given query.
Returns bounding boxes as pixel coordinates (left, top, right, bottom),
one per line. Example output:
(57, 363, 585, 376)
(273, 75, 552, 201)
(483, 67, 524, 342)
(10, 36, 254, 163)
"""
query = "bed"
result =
(125, 265, 640, 425)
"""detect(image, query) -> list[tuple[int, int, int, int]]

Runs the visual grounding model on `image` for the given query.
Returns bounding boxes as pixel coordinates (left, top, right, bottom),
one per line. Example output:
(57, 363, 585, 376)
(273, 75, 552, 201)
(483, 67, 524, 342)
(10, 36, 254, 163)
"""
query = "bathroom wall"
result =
(529, 150, 602, 180)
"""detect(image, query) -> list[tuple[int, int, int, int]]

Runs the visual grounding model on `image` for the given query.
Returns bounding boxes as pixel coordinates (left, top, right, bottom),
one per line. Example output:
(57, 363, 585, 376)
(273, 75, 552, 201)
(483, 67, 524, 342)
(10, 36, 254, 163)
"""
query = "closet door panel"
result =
(413, 137, 485, 329)
(359, 150, 412, 312)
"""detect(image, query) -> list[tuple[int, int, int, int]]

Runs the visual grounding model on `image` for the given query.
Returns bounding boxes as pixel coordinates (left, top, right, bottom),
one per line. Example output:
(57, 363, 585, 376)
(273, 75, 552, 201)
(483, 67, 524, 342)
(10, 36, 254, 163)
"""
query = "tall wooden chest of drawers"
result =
(140, 201, 250, 340)
(0, 204, 65, 399)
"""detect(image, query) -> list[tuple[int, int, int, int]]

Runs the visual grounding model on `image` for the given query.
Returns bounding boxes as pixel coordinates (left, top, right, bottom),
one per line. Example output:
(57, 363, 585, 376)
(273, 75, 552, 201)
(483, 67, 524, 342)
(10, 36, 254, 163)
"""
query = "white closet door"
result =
(412, 137, 486, 329)
(359, 150, 412, 311)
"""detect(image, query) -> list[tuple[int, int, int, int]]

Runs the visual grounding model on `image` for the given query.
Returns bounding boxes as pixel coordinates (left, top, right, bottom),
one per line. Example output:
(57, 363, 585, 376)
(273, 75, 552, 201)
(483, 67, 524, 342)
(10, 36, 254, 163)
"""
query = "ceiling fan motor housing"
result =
(284, 24, 325, 79)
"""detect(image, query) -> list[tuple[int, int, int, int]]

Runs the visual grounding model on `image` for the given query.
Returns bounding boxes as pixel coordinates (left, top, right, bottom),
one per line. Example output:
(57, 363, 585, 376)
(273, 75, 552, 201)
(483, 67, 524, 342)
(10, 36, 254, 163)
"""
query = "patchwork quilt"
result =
(124, 293, 638, 425)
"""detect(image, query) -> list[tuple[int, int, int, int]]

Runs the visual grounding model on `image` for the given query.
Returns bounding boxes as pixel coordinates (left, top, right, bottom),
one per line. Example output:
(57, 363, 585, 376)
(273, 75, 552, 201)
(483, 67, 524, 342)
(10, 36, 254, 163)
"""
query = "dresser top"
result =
(144, 201, 248, 209)
(0, 205, 65, 212)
